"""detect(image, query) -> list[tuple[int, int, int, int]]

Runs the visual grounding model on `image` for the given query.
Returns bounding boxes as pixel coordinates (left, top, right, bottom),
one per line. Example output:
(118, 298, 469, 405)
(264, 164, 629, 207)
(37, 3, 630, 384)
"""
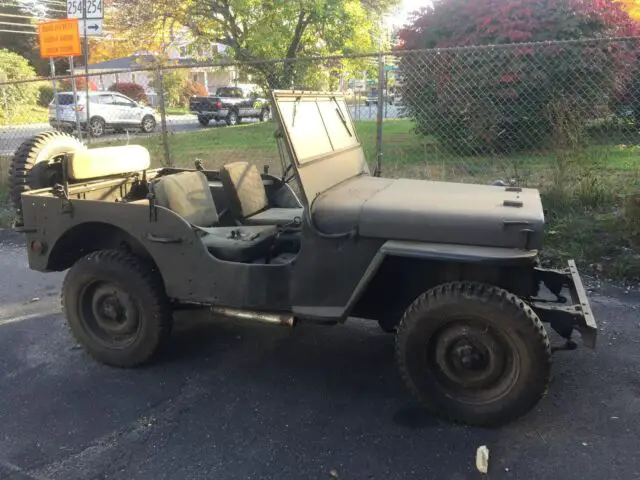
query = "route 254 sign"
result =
(66, 0, 104, 19)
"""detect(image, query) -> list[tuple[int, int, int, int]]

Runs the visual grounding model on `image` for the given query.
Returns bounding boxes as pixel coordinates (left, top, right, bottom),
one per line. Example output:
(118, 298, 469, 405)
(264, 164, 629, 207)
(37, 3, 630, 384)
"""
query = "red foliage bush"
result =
(108, 82, 147, 103)
(397, 0, 640, 154)
(187, 81, 208, 97)
(60, 76, 98, 92)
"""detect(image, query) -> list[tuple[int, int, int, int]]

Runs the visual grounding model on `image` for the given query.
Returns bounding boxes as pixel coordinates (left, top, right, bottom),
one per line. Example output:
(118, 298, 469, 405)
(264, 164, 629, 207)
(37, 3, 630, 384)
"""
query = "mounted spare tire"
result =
(9, 131, 86, 211)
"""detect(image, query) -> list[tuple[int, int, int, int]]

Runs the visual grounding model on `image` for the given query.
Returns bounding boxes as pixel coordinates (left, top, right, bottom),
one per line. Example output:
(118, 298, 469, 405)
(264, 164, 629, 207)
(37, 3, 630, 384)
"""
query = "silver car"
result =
(49, 91, 160, 137)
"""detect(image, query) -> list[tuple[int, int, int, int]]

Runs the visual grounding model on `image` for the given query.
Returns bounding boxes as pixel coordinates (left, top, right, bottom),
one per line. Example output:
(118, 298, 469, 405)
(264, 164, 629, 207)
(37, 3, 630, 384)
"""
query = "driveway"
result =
(0, 230, 638, 480)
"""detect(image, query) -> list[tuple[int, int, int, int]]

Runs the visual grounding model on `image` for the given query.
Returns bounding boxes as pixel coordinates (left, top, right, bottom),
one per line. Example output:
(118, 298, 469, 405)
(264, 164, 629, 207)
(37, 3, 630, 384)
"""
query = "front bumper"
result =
(50, 119, 86, 129)
(190, 109, 230, 119)
(531, 260, 597, 348)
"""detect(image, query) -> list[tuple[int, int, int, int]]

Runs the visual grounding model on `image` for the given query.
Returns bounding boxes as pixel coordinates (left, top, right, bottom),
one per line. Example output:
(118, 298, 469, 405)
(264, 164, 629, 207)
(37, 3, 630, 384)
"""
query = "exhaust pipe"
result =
(210, 307, 295, 327)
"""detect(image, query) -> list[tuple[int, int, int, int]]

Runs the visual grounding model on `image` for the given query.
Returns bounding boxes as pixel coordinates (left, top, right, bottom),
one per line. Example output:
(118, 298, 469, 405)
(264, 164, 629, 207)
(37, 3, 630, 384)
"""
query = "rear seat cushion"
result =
(198, 225, 277, 263)
(220, 162, 269, 219)
(154, 171, 218, 227)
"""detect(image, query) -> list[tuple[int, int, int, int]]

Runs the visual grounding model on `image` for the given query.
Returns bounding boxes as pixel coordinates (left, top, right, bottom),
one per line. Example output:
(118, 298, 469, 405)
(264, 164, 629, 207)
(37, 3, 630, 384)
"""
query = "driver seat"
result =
(220, 161, 303, 225)
(153, 171, 277, 263)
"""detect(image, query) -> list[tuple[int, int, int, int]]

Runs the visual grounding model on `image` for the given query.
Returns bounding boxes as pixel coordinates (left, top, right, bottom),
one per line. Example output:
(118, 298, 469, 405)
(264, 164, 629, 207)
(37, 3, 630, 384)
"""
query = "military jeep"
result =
(10, 91, 597, 427)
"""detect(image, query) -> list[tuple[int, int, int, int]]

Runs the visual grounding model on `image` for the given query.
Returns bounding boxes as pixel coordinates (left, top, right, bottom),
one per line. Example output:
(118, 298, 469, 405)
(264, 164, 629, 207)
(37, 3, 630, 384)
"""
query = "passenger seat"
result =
(153, 171, 277, 263)
(220, 161, 303, 226)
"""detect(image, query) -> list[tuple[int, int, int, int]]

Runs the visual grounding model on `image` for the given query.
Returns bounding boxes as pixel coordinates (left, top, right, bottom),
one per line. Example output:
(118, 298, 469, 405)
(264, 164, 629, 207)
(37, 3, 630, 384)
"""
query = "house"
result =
(71, 33, 256, 98)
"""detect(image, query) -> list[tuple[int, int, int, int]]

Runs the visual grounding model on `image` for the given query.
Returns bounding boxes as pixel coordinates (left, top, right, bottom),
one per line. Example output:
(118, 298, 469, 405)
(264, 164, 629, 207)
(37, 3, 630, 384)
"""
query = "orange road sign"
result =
(38, 18, 81, 59)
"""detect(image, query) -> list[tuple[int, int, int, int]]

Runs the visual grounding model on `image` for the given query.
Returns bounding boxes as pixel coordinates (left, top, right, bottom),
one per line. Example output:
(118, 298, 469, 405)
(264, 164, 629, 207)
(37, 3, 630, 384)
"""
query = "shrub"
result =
(0, 49, 38, 120)
(38, 84, 54, 107)
(59, 76, 98, 92)
(154, 69, 188, 107)
(108, 82, 147, 103)
(187, 81, 208, 97)
(153, 71, 210, 107)
(397, 0, 640, 155)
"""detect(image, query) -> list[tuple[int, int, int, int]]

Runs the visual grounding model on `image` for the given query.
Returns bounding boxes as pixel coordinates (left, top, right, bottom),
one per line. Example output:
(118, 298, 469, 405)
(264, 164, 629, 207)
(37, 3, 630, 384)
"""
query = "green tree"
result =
(0, 49, 39, 122)
(0, 3, 52, 75)
(112, 0, 398, 89)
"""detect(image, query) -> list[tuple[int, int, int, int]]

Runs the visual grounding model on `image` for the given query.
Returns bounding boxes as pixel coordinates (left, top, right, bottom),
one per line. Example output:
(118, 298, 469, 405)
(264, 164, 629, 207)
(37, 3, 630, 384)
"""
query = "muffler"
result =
(210, 307, 295, 327)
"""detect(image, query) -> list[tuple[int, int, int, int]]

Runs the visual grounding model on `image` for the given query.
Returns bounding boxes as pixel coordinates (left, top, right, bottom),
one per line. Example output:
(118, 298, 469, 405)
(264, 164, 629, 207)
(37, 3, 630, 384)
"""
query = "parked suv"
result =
(49, 91, 160, 137)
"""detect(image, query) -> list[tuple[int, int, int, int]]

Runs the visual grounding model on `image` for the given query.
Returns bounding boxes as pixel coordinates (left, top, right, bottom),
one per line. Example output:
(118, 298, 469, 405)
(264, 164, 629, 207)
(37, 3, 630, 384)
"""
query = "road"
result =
(1, 229, 639, 480)
(0, 105, 403, 156)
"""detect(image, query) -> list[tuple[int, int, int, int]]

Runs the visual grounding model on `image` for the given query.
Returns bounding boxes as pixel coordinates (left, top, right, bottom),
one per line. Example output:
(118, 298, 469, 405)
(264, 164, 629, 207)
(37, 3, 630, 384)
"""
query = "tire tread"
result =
(395, 281, 551, 427)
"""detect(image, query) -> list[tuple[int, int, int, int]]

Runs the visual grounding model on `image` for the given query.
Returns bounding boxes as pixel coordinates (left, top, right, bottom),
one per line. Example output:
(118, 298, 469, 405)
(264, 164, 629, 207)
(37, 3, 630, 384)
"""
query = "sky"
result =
(386, 0, 433, 28)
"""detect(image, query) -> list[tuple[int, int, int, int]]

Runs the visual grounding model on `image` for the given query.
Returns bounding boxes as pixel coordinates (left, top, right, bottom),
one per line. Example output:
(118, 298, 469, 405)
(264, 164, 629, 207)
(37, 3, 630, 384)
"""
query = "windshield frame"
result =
(270, 90, 369, 207)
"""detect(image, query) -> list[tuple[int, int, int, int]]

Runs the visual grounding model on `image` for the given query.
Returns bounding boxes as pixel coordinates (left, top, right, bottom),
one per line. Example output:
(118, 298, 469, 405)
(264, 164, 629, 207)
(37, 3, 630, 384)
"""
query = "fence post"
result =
(68, 57, 83, 141)
(155, 67, 171, 167)
(374, 52, 385, 177)
(49, 59, 59, 134)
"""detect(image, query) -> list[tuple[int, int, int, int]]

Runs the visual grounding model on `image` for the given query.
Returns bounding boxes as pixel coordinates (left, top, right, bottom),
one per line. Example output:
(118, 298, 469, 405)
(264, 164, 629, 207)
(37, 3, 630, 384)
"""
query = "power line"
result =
(0, 27, 36, 33)
(0, 12, 47, 18)
(0, 19, 35, 26)
(0, 0, 65, 10)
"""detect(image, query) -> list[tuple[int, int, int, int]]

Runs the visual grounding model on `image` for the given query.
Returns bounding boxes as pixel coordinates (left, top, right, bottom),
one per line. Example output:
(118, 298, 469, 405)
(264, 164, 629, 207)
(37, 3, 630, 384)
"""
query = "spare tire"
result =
(9, 131, 86, 211)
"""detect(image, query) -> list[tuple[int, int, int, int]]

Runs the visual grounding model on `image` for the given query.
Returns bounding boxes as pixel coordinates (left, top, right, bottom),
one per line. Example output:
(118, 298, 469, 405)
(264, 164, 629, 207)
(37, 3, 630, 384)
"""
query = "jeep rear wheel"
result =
(395, 282, 551, 427)
(62, 250, 173, 368)
(198, 115, 210, 126)
(9, 131, 86, 211)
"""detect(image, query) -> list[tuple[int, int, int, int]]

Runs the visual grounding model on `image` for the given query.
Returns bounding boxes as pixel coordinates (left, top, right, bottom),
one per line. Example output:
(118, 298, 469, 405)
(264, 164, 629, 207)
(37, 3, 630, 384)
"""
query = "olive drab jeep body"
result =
(10, 91, 597, 427)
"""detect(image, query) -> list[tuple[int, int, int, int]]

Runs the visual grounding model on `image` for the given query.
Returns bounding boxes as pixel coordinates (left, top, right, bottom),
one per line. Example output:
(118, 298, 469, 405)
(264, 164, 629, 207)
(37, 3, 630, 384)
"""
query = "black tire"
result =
(259, 108, 270, 122)
(198, 115, 210, 127)
(395, 282, 551, 427)
(89, 117, 106, 137)
(141, 115, 156, 133)
(62, 250, 173, 368)
(226, 110, 239, 126)
(9, 131, 85, 210)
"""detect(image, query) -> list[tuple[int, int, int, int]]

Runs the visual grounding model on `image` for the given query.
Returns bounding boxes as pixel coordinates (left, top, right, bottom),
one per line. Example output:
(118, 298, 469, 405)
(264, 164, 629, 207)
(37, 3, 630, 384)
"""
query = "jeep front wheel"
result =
(62, 250, 173, 368)
(395, 282, 551, 427)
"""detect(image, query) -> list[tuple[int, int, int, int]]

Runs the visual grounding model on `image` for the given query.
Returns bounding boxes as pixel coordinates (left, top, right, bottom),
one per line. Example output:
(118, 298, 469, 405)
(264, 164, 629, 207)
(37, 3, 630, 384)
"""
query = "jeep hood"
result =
(312, 175, 544, 250)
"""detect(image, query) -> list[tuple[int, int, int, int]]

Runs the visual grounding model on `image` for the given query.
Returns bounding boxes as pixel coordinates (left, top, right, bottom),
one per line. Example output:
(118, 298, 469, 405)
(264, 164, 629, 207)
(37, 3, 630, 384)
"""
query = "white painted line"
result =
(0, 458, 51, 480)
(0, 310, 60, 327)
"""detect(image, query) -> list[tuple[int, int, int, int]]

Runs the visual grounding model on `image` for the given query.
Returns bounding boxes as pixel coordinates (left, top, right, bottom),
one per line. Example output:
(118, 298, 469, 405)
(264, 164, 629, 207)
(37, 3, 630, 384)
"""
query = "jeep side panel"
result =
(21, 195, 295, 311)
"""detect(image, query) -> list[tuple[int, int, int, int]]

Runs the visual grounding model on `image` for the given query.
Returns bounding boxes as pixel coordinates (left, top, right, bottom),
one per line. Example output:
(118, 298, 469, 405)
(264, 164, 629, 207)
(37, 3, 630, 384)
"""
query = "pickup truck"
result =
(189, 86, 271, 126)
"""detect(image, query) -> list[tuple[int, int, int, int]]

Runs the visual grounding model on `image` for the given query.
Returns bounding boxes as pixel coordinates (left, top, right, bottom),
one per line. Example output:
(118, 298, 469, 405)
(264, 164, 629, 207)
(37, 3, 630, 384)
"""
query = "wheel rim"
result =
(262, 110, 270, 121)
(91, 120, 103, 136)
(229, 113, 237, 125)
(143, 117, 155, 132)
(79, 281, 141, 349)
(427, 320, 519, 405)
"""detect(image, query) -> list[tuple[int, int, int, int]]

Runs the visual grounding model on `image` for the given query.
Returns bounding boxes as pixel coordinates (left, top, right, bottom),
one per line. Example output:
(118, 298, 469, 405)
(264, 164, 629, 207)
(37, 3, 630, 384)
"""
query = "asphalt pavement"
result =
(0, 105, 402, 156)
(0, 229, 639, 480)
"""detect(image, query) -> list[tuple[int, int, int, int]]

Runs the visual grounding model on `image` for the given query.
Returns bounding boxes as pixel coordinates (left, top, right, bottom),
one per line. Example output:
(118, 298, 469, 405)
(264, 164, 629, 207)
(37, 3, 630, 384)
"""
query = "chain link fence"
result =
(2, 37, 640, 216)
